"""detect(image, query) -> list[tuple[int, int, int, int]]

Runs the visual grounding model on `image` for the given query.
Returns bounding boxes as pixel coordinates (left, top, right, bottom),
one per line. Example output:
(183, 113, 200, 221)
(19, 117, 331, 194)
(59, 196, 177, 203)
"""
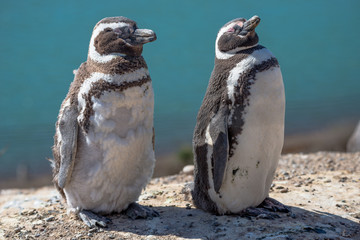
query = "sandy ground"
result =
(0, 152, 359, 240)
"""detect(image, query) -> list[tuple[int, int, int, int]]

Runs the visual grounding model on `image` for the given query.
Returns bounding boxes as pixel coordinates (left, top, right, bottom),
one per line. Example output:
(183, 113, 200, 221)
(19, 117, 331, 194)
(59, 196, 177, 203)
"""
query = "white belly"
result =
(64, 82, 155, 214)
(209, 67, 285, 214)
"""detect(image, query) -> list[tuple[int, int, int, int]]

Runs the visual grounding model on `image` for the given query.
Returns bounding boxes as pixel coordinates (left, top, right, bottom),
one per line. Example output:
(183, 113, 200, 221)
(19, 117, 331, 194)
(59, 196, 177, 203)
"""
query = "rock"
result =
(182, 165, 194, 175)
(45, 216, 55, 222)
(347, 120, 360, 152)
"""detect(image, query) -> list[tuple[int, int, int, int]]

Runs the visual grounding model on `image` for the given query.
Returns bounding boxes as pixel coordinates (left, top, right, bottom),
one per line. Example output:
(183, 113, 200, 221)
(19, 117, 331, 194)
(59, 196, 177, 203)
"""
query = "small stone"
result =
(339, 177, 348, 182)
(294, 183, 302, 187)
(32, 220, 43, 225)
(212, 221, 221, 227)
(45, 216, 55, 222)
(29, 209, 37, 215)
(275, 186, 285, 190)
(280, 188, 289, 193)
(350, 212, 360, 219)
(287, 212, 296, 218)
(182, 165, 194, 175)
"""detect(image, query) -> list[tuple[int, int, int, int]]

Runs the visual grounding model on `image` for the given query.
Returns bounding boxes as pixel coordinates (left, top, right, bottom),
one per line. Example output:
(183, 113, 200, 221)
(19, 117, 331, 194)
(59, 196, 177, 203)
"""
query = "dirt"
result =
(0, 152, 359, 240)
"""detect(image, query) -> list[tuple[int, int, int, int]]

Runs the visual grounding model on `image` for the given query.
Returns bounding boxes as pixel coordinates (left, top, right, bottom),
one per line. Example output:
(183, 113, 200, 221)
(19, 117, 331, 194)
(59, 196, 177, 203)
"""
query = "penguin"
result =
(51, 16, 158, 227)
(192, 16, 289, 217)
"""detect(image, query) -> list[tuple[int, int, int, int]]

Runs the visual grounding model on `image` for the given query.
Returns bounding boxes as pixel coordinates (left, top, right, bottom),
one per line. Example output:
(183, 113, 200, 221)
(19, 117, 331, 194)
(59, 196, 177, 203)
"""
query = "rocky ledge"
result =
(1, 152, 359, 240)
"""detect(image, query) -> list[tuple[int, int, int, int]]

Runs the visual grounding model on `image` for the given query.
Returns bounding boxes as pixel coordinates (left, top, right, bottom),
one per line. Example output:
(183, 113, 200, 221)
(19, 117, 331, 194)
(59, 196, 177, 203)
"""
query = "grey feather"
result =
(58, 104, 79, 189)
(209, 105, 229, 193)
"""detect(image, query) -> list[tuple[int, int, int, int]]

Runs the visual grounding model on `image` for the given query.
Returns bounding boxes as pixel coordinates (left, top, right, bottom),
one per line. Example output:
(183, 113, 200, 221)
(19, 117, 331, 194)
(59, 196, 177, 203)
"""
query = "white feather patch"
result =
(226, 48, 274, 123)
(204, 123, 219, 209)
(77, 68, 150, 123)
(88, 22, 129, 63)
(205, 124, 213, 146)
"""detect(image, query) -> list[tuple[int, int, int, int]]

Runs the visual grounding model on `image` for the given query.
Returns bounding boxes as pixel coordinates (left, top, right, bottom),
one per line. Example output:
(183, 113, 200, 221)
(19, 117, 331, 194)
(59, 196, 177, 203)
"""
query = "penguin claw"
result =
(78, 210, 112, 228)
(239, 198, 290, 220)
(124, 202, 159, 220)
(259, 197, 291, 213)
(240, 207, 280, 220)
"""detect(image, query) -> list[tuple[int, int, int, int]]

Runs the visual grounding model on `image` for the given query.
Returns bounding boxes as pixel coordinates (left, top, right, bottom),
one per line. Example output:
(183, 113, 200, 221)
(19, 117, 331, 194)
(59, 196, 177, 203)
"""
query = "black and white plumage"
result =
(51, 16, 158, 227)
(192, 16, 288, 216)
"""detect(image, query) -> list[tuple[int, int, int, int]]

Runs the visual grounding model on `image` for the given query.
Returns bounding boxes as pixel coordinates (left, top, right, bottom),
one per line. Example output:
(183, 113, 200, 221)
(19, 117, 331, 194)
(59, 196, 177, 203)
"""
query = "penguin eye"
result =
(233, 24, 242, 33)
(115, 26, 129, 35)
(104, 28, 112, 32)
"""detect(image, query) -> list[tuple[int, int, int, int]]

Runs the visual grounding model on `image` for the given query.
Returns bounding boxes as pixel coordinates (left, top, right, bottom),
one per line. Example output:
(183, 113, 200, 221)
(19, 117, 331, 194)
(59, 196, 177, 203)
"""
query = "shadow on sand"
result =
(104, 205, 359, 239)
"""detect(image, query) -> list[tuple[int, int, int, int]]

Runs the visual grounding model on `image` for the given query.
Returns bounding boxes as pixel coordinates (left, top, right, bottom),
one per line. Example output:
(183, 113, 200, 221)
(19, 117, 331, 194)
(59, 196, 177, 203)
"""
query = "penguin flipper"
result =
(209, 105, 229, 193)
(58, 104, 79, 189)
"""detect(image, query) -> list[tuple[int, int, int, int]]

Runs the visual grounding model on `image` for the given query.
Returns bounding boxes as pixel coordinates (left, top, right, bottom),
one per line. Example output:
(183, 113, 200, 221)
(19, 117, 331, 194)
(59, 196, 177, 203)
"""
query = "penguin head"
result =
(88, 17, 157, 62)
(215, 16, 260, 58)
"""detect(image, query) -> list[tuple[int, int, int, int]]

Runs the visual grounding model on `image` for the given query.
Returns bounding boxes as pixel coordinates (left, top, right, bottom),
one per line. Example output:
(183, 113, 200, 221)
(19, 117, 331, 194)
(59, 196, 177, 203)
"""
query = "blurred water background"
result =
(1, 1, 359, 185)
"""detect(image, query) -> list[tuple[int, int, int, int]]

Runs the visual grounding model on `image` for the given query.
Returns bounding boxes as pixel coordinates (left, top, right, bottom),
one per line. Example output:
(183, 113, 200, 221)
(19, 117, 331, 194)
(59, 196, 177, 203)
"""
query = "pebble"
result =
(350, 212, 360, 219)
(45, 216, 55, 222)
(182, 165, 194, 175)
(32, 220, 43, 225)
(280, 188, 289, 193)
(339, 177, 348, 182)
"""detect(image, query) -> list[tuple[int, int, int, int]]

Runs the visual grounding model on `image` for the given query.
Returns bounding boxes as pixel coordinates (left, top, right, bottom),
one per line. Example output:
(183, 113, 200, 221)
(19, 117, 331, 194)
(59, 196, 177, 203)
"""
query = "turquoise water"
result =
(1, 1, 360, 179)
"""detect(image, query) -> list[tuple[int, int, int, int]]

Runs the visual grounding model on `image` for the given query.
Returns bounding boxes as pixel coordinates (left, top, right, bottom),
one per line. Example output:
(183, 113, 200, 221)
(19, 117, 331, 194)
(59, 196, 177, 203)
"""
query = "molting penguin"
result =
(192, 16, 289, 217)
(51, 16, 158, 227)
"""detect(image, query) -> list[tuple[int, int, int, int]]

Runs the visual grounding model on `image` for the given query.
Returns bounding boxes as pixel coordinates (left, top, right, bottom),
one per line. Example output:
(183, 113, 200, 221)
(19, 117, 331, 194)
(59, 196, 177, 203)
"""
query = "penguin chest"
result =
(209, 65, 285, 214)
(65, 80, 155, 213)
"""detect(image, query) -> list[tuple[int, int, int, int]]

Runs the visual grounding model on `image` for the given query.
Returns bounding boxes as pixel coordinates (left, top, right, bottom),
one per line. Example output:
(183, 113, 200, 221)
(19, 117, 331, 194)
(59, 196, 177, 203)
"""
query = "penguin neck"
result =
(87, 55, 148, 75)
(215, 45, 265, 64)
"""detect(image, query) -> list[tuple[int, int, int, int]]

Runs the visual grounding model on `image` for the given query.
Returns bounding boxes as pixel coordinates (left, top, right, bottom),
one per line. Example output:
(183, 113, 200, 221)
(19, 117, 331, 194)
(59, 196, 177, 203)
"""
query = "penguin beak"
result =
(239, 15, 260, 36)
(131, 29, 157, 44)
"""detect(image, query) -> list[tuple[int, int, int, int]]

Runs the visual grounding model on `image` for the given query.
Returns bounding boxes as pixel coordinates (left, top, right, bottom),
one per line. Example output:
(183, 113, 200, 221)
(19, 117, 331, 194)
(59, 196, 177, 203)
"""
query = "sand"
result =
(0, 152, 359, 239)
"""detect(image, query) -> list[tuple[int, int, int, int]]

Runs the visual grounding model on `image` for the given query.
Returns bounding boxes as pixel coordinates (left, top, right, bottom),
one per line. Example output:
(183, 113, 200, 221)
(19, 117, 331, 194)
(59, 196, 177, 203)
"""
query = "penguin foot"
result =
(124, 202, 160, 220)
(258, 197, 291, 213)
(240, 207, 280, 220)
(78, 209, 112, 228)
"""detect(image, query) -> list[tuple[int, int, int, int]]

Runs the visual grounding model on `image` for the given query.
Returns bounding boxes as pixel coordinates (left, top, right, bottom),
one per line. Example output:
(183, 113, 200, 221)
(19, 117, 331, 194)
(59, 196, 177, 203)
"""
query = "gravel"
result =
(0, 151, 359, 239)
